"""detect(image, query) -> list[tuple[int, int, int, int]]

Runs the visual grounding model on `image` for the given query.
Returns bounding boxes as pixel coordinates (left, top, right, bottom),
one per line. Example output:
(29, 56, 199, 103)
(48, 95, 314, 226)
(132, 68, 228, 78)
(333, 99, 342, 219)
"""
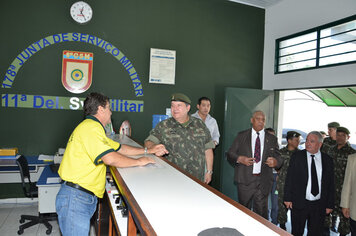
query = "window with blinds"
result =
(275, 15, 356, 73)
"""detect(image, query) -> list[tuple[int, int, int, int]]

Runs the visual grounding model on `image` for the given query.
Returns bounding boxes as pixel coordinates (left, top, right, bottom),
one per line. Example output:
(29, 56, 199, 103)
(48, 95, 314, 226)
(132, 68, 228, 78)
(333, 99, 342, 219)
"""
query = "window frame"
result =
(275, 14, 356, 74)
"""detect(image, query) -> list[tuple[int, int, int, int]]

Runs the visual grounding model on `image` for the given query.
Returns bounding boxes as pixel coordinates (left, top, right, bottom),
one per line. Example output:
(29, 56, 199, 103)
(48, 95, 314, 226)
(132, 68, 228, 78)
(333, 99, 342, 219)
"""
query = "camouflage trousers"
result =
(277, 192, 288, 224)
(325, 206, 350, 235)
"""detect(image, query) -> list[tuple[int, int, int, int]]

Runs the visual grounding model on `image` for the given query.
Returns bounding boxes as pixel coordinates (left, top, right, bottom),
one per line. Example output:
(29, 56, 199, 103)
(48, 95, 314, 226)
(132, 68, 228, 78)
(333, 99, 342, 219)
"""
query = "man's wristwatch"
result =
(144, 147, 148, 155)
(206, 170, 213, 175)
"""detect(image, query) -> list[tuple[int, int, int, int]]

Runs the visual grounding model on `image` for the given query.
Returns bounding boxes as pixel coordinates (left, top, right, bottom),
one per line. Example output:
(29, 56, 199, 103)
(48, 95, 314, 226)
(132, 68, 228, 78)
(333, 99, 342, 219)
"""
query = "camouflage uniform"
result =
(145, 116, 215, 181)
(321, 137, 336, 153)
(326, 143, 356, 235)
(277, 146, 298, 225)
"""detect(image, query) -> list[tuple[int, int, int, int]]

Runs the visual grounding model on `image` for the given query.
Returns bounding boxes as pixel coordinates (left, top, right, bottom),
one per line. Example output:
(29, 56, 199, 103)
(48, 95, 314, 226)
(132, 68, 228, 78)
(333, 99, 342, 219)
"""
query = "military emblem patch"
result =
(62, 50, 93, 94)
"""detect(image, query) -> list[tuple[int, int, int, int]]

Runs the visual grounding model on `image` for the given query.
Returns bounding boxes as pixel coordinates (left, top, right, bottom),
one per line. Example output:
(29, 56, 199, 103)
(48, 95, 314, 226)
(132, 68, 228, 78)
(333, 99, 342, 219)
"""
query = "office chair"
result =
(16, 155, 57, 235)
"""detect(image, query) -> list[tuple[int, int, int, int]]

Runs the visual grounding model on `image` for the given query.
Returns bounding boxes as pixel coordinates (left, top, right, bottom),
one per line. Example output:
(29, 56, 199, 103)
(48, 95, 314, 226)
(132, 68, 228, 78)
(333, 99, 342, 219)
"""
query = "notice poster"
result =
(149, 48, 176, 85)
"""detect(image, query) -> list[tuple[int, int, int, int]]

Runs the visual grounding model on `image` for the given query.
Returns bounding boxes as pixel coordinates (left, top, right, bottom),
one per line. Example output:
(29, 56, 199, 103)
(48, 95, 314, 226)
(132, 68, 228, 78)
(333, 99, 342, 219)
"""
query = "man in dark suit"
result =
(284, 131, 334, 236)
(227, 110, 282, 219)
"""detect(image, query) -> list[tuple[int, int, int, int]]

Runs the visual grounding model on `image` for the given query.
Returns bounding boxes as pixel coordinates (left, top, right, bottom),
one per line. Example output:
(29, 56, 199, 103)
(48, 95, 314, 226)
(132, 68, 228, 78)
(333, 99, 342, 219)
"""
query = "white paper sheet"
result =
(149, 48, 176, 85)
(38, 154, 54, 161)
(46, 177, 61, 184)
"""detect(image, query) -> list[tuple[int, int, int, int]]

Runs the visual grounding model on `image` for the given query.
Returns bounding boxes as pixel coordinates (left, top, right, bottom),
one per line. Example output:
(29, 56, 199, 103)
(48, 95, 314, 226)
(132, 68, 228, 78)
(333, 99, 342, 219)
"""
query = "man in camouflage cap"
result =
(321, 122, 340, 153)
(277, 131, 301, 230)
(144, 93, 215, 183)
(325, 126, 355, 236)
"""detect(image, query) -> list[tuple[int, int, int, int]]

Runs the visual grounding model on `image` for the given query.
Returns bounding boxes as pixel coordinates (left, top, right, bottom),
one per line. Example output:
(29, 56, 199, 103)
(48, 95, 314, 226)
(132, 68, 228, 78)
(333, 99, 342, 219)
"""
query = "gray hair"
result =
(308, 131, 323, 143)
(251, 110, 265, 118)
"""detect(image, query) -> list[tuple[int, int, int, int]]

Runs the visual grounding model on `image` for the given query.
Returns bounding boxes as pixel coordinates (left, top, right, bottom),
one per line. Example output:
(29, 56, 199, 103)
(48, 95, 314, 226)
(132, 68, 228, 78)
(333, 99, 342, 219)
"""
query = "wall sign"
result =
(1, 33, 144, 97)
(62, 50, 93, 94)
(1, 93, 144, 112)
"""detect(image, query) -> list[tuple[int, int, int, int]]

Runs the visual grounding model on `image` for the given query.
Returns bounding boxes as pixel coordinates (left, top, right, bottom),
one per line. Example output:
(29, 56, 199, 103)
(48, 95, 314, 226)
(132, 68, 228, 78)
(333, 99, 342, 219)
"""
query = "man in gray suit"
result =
(227, 110, 282, 219)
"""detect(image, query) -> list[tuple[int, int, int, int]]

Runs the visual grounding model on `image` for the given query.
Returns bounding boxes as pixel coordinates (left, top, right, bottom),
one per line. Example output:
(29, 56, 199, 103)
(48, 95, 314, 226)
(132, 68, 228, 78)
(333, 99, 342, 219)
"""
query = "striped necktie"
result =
(254, 132, 261, 163)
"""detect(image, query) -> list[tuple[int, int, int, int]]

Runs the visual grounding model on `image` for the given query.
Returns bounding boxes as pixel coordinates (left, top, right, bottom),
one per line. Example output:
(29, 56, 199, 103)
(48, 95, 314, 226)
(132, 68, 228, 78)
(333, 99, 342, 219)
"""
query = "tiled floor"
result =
(0, 198, 96, 236)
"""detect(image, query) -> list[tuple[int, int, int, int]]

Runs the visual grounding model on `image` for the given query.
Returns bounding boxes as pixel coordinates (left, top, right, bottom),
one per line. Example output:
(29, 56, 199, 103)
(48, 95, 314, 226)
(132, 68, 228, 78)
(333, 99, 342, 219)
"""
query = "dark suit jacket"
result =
(227, 128, 282, 195)
(284, 149, 334, 209)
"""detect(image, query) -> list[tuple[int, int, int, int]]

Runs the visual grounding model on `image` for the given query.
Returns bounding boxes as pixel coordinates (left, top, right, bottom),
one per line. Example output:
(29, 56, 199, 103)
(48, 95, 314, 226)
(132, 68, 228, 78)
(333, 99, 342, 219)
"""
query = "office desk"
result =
(106, 134, 290, 236)
(36, 165, 61, 213)
(0, 156, 50, 183)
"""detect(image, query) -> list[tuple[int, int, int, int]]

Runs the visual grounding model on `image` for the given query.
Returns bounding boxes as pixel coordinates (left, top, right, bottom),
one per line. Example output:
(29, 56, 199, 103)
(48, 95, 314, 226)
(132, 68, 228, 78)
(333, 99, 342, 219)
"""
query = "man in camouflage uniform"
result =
(322, 121, 340, 233)
(321, 121, 340, 153)
(144, 93, 215, 183)
(277, 131, 301, 230)
(325, 127, 356, 236)
(322, 122, 341, 236)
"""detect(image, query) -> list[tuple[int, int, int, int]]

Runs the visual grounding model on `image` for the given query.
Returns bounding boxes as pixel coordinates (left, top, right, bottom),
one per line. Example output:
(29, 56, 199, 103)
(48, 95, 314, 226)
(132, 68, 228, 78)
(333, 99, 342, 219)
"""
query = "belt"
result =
(63, 181, 95, 196)
(253, 173, 261, 176)
(306, 199, 320, 203)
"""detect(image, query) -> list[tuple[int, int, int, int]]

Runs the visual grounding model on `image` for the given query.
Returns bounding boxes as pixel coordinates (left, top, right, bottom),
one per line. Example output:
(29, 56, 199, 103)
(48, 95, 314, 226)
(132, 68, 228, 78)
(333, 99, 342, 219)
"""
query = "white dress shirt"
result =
(305, 151, 322, 201)
(192, 111, 220, 145)
(252, 128, 265, 174)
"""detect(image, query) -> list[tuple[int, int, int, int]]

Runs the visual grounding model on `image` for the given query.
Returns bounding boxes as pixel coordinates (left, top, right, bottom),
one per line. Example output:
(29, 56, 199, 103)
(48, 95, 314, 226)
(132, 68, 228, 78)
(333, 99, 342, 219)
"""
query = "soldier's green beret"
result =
(337, 126, 350, 135)
(328, 122, 340, 128)
(171, 93, 191, 104)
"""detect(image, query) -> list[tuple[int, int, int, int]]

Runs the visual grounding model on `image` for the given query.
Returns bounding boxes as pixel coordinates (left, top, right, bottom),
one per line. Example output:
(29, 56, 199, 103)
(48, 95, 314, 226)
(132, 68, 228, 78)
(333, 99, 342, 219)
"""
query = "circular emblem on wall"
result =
(71, 69, 84, 81)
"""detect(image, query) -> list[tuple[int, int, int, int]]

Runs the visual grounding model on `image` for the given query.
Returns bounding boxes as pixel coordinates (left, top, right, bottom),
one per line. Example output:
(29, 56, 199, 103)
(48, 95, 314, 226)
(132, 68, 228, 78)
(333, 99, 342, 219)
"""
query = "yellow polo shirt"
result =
(58, 116, 120, 198)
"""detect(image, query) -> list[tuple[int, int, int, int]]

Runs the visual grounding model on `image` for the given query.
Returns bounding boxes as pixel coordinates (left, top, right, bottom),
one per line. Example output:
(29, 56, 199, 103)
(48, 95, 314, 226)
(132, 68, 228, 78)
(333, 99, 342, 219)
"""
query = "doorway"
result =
(278, 88, 356, 148)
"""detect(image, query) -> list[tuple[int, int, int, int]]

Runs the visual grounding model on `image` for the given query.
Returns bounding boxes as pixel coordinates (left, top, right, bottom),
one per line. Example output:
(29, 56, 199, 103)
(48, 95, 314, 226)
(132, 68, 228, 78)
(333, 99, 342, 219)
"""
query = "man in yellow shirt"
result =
(56, 92, 167, 235)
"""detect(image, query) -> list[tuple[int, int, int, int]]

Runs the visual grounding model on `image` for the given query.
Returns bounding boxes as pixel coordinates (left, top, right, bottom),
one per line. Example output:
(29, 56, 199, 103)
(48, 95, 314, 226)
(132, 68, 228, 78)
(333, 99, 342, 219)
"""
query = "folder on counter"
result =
(0, 148, 18, 156)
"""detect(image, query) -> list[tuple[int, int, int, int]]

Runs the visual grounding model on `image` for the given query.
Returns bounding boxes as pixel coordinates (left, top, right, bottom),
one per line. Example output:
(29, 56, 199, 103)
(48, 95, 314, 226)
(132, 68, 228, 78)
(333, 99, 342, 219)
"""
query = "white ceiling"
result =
(228, 0, 283, 9)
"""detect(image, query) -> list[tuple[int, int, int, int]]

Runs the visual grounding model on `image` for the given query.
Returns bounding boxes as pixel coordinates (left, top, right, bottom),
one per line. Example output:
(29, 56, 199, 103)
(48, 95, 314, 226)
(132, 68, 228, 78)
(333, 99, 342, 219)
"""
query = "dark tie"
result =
(254, 132, 261, 163)
(311, 154, 319, 196)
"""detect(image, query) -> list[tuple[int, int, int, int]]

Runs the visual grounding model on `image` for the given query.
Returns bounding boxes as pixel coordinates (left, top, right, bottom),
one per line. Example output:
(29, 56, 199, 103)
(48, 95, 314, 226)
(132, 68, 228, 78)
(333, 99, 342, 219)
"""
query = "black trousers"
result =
(351, 217, 356, 236)
(291, 200, 326, 236)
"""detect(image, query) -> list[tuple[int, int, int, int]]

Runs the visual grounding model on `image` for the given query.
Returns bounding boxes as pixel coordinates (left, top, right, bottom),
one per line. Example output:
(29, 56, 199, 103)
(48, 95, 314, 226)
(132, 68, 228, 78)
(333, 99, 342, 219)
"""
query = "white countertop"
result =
(111, 134, 281, 236)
